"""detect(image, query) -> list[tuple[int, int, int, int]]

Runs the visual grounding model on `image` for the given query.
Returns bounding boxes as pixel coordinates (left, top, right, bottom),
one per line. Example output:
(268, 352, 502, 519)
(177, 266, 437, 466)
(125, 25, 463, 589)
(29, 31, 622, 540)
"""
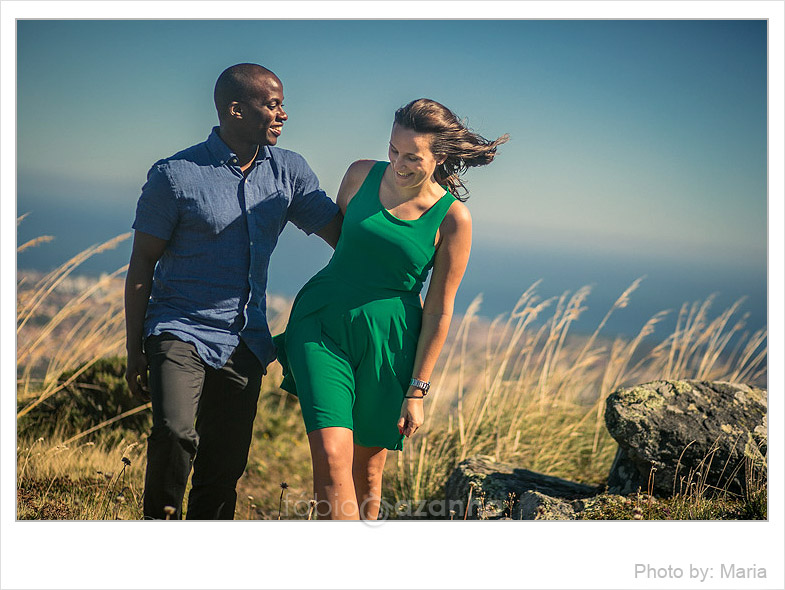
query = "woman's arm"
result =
(398, 201, 472, 437)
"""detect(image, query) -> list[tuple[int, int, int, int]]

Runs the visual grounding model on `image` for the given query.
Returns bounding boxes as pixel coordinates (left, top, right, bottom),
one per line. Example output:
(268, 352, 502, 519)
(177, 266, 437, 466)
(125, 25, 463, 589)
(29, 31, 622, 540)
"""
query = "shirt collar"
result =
(206, 126, 271, 166)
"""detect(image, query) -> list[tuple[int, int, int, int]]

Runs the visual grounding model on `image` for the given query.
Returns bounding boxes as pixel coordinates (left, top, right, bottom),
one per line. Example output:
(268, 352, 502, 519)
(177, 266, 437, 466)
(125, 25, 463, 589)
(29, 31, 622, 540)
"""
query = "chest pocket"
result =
(245, 157, 289, 244)
(247, 189, 288, 253)
(179, 188, 242, 237)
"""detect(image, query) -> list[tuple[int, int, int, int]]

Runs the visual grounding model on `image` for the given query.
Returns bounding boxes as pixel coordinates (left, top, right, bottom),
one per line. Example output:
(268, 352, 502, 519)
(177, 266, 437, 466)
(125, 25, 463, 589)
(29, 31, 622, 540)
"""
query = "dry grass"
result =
(385, 279, 767, 508)
(17, 231, 132, 420)
(16, 231, 767, 520)
(16, 433, 146, 520)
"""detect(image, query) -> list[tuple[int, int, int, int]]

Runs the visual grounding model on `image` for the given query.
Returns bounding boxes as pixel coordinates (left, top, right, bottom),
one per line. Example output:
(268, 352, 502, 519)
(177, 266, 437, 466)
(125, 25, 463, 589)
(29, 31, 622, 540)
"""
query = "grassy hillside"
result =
(16, 233, 767, 520)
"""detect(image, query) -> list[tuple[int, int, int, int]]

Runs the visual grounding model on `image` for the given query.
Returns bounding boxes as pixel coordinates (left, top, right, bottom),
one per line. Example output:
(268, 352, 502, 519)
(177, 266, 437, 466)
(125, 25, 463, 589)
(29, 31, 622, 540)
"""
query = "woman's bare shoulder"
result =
(435, 199, 472, 253)
(338, 160, 381, 210)
(345, 159, 378, 184)
(443, 199, 472, 231)
(348, 159, 377, 173)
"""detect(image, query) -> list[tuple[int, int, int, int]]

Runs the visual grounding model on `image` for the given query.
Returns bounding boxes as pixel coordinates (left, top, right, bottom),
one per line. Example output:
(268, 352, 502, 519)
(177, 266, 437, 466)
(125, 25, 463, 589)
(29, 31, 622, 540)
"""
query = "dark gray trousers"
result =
(142, 333, 263, 520)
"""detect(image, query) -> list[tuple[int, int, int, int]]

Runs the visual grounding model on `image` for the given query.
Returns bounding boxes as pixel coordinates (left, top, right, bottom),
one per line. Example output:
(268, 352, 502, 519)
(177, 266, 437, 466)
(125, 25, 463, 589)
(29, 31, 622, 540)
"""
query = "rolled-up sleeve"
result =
(285, 154, 339, 235)
(132, 163, 178, 240)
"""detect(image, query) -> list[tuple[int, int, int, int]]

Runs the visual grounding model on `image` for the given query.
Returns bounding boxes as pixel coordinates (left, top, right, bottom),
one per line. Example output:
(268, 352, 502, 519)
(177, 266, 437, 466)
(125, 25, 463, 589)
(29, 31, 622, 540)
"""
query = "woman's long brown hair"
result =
(394, 98, 509, 200)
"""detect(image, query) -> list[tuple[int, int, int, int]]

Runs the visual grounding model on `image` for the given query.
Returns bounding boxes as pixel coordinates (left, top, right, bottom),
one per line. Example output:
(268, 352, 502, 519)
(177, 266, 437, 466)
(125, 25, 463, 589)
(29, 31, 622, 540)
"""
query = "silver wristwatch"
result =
(409, 378, 431, 394)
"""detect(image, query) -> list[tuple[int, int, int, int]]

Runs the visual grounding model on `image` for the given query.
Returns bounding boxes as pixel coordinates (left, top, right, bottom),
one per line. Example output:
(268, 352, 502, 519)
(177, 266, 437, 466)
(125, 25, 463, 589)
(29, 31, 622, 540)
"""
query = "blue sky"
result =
(16, 19, 768, 331)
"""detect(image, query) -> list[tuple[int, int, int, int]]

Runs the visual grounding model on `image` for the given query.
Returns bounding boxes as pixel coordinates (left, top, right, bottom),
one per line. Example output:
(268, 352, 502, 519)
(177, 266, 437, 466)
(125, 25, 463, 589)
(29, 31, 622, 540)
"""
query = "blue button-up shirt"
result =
(133, 127, 339, 369)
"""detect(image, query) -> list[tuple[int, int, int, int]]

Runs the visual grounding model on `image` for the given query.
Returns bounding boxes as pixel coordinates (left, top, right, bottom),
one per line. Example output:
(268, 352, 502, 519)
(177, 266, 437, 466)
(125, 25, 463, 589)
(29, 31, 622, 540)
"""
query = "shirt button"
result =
(249, 241, 254, 246)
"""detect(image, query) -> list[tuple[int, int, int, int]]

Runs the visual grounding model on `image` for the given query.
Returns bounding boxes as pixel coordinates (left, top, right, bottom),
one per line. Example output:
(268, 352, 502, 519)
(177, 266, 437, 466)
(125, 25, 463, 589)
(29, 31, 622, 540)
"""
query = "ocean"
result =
(16, 191, 767, 342)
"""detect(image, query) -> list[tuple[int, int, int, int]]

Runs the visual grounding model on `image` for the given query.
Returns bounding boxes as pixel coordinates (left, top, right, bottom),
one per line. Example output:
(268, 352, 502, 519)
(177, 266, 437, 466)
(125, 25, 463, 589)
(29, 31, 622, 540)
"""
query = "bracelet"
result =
(404, 394, 426, 399)
(409, 378, 431, 393)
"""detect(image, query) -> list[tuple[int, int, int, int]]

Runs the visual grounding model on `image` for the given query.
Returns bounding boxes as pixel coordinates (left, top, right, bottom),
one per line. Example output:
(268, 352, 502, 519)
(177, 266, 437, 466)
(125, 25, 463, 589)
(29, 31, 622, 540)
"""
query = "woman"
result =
(275, 98, 508, 520)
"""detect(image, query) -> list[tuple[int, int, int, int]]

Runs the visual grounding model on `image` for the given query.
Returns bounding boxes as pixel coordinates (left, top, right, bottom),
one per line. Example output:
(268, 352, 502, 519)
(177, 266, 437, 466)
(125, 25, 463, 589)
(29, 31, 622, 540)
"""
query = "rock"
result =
(445, 456, 599, 519)
(605, 380, 767, 497)
(573, 494, 634, 520)
(517, 491, 577, 520)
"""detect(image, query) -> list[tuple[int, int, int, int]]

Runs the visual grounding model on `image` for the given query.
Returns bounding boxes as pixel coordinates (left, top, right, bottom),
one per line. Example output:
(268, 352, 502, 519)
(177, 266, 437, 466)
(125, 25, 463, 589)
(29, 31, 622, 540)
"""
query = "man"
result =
(124, 63, 341, 520)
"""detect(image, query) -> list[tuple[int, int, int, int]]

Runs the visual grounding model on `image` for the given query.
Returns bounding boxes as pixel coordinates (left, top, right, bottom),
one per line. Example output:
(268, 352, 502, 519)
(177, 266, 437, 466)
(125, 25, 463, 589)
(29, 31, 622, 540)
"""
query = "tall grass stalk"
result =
(17, 233, 131, 418)
(17, 234, 766, 519)
(384, 280, 767, 506)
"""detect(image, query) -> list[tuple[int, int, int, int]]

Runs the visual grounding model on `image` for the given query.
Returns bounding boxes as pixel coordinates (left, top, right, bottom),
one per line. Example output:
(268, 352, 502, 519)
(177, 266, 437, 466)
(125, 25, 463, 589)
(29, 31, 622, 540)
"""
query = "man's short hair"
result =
(214, 63, 276, 118)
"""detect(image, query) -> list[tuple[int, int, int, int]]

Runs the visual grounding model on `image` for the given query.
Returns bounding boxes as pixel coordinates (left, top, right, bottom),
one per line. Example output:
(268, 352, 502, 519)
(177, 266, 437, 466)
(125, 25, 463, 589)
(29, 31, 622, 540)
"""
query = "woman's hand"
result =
(398, 392, 425, 437)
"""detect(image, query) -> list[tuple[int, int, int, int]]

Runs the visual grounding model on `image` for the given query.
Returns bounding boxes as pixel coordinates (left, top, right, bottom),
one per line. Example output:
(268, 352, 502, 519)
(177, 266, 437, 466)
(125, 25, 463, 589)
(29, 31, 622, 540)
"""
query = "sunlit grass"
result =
(16, 230, 767, 520)
(385, 280, 766, 509)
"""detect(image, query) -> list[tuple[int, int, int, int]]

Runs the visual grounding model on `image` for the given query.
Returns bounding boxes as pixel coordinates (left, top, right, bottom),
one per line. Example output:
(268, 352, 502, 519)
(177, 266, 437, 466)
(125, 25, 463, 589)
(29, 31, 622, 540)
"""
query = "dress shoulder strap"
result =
(428, 191, 458, 227)
(366, 160, 388, 186)
(349, 161, 387, 207)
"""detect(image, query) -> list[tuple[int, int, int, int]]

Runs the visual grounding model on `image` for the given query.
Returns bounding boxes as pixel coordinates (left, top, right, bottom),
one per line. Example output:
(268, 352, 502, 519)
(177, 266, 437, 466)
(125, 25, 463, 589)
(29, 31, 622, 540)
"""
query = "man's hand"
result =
(126, 350, 150, 401)
(124, 231, 166, 403)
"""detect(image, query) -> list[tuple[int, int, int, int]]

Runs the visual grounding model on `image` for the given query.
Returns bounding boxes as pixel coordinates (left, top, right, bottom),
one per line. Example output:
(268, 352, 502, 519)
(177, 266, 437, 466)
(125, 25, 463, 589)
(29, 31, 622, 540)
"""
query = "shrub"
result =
(18, 356, 151, 440)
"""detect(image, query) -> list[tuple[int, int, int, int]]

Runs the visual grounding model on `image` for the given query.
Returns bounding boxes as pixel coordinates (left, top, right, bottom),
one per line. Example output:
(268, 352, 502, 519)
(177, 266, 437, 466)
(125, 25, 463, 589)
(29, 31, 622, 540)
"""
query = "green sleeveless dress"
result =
(274, 161, 456, 450)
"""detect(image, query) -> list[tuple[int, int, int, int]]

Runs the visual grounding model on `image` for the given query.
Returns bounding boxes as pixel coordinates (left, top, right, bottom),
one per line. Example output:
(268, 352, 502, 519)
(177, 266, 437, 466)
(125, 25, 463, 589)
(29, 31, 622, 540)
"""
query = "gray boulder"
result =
(605, 380, 767, 497)
(517, 491, 579, 520)
(444, 456, 598, 520)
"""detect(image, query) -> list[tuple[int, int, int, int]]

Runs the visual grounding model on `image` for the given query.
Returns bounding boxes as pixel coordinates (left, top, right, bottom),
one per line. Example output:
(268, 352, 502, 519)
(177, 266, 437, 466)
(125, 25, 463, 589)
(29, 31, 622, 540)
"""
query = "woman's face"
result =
(388, 123, 445, 190)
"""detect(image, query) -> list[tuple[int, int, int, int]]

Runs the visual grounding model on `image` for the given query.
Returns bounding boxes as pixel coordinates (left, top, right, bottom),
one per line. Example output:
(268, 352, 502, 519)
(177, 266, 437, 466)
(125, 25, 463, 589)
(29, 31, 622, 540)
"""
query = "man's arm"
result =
(313, 212, 343, 249)
(124, 230, 167, 399)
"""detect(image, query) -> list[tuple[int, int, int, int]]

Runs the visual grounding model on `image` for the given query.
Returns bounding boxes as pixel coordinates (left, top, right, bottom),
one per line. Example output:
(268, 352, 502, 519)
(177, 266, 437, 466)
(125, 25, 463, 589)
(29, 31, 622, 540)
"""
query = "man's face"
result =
(238, 75, 288, 146)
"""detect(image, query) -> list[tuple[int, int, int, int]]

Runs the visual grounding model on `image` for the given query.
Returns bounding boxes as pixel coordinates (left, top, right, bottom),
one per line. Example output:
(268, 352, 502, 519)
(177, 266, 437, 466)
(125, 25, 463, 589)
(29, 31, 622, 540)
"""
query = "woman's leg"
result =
(353, 444, 388, 520)
(307, 427, 359, 520)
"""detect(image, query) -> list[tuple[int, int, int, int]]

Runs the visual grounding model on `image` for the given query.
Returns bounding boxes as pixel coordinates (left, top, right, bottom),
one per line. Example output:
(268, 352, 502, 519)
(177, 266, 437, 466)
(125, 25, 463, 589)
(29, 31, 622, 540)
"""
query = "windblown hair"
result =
(394, 98, 509, 200)
(214, 63, 276, 119)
